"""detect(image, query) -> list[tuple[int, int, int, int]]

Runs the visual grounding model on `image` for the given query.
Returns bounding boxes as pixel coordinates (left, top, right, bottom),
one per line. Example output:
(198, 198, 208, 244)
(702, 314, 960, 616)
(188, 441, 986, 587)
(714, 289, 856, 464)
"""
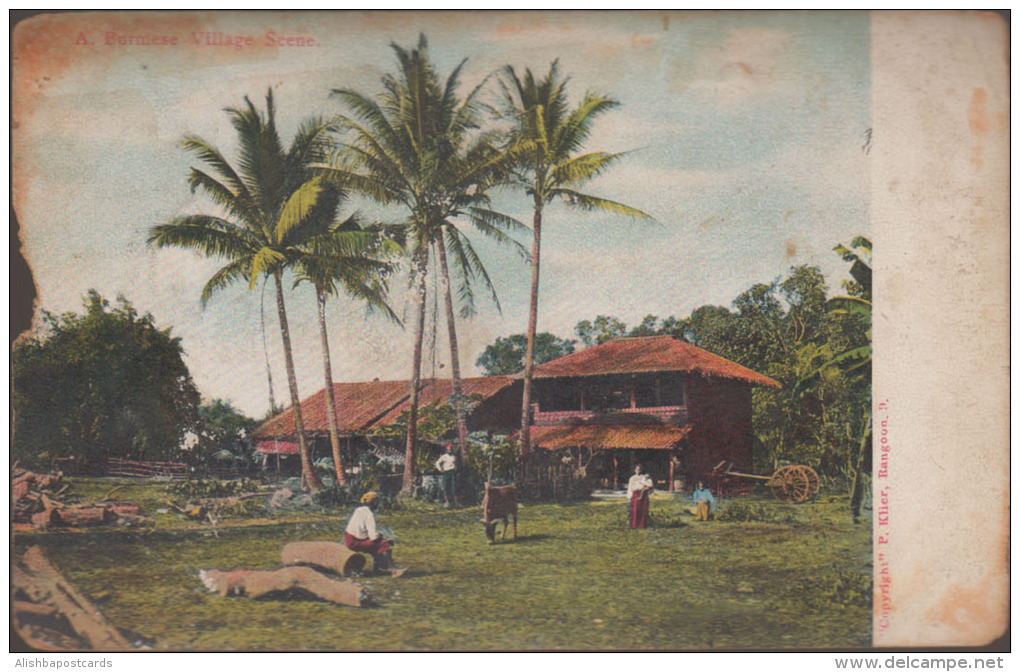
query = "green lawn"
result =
(15, 480, 872, 651)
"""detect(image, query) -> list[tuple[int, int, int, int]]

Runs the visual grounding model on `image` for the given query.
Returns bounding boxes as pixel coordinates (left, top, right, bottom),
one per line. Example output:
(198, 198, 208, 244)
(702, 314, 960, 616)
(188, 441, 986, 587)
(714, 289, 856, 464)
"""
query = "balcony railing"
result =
(532, 406, 686, 426)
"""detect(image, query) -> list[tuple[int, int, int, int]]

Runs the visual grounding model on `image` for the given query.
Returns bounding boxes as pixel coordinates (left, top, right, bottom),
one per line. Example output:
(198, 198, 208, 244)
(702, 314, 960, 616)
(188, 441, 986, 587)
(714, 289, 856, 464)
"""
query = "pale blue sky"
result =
(14, 11, 870, 418)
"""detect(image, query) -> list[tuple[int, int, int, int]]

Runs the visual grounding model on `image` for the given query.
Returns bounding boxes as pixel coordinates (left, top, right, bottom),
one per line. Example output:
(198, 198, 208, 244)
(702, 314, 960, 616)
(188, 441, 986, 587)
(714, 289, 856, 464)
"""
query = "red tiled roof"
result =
(253, 376, 516, 439)
(367, 376, 517, 429)
(254, 379, 409, 439)
(255, 440, 300, 455)
(530, 423, 691, 450)
(529, 336, 780, 387)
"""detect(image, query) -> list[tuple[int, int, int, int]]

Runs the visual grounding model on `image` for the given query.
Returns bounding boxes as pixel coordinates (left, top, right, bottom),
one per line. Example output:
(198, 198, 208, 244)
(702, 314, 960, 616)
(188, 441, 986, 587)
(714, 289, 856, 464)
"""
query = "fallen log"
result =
(13, 599, 59, 617)
(280, 541, 367, 577)
(106, 501, 141, 516)
(15, 546, 132, 650)
(58, 506, 116, 527)
(31, 509, 60, 530)
(199, 567, 369, 608)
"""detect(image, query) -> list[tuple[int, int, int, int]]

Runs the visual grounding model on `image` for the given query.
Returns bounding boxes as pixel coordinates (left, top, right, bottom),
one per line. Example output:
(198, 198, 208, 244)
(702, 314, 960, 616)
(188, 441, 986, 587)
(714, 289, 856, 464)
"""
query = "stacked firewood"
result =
(12, 467, 148, 530)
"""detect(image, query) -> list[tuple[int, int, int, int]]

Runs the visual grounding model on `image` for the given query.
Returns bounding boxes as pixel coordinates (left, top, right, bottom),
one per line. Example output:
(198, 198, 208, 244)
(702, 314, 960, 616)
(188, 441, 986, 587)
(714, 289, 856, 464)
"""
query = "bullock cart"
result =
(711, 461, 820, 504)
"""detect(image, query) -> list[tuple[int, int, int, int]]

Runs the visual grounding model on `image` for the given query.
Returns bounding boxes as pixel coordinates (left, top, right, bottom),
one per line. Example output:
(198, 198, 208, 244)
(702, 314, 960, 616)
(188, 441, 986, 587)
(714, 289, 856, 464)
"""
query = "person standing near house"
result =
(627, 463, 654, 528)
(344, 491, 404, 575)
(690, 480, 716, 521)
(435, 443, 459, 508)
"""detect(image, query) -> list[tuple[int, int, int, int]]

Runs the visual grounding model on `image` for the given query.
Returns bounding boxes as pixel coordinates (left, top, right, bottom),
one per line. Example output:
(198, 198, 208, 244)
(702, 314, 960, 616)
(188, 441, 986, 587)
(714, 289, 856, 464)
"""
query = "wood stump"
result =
(280, 541, 367, 576)
(199, 567, 369, 608)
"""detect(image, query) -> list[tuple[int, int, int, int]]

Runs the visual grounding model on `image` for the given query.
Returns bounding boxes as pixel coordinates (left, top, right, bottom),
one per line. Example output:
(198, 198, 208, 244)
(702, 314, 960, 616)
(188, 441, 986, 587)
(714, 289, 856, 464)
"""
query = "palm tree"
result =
(148, 90, 334, 492)
(497, 61, 653, 458)
(328, 35, 523, 495)
(293, 216, 400, 487)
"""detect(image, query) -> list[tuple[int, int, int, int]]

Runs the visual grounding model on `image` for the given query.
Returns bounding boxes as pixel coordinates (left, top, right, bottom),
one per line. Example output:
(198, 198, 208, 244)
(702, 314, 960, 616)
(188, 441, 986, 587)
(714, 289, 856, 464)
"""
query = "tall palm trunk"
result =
(435, 233, 469, 466)
(519, 195, 544, 460)
(316, 287, 346, 486)
(274, 271, 321, 493)
(402, 246, 429, 496)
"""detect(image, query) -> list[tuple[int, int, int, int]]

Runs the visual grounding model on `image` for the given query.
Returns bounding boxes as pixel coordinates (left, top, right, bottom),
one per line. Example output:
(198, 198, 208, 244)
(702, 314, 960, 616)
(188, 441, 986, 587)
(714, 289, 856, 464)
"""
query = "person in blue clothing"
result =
(690, 481, 716, 521)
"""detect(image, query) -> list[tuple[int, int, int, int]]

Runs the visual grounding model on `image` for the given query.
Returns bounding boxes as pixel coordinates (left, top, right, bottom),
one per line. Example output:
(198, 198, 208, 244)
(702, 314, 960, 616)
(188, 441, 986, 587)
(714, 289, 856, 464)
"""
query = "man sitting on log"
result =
(343, 492, 404, 575)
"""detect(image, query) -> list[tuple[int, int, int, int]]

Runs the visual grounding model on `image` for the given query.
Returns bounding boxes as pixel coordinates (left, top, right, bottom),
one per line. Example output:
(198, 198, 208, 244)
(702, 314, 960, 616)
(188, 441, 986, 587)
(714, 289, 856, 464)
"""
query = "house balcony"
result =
(531, 406, 687, 426)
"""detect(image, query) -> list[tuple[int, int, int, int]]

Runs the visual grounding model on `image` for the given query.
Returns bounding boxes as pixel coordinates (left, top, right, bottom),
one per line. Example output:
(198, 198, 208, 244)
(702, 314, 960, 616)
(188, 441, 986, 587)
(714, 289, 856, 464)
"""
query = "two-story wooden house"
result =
(524, 335, 779, 490)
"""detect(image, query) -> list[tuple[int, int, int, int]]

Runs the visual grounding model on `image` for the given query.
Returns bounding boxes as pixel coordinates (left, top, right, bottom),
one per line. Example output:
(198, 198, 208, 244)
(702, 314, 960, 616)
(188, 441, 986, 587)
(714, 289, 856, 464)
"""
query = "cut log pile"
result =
(13, 546, 133, 651)
(200, 541, 377, 607)
(12, 467, 150, 531)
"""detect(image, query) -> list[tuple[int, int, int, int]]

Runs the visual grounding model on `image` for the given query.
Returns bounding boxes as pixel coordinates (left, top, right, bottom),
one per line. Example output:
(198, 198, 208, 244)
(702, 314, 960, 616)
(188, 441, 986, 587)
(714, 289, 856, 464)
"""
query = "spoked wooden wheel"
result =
(768, 465, 820, 503)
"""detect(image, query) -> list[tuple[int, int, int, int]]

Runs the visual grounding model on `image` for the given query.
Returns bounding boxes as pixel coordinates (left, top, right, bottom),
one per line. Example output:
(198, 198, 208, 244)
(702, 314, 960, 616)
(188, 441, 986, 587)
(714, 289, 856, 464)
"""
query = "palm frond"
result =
(184, 168, 261, 227)
(179, 136, 251, 200)
(826, 296, 871, 319)
(463, 209, 531, 263)
(274, 176, 326, 244)
(247, 246, 288, 288)
(287, 115, 340, 172)
(446, 226, 502, 317)
(147, 216, 257, 259)
(554, 93, 619, 159)
(550, 151, 627, 188)
(227, 91, 287, 221)
(551, 188, 654, 219)
(200, 259, 250, 306)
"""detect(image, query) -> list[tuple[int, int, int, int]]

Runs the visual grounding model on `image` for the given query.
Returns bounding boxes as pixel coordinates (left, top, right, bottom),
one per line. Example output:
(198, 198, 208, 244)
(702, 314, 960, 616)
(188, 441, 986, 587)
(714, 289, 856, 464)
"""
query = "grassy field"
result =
(14, 478, 872, 651)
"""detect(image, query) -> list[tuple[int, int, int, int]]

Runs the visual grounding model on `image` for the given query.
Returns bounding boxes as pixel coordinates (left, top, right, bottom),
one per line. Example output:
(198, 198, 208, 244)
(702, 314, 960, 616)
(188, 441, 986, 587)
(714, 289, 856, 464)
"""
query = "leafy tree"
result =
(148, 89, 332, 492)
(800, 237, 872, 521)
(628, 314, 662, 337)
(476, 332, 577, 376)
(574, 315, 629, 347)
(192, 398, 256, 464)
(497, 60, 652, 457)
(12, 291, 201, 471)
(329, 35, 523, 492)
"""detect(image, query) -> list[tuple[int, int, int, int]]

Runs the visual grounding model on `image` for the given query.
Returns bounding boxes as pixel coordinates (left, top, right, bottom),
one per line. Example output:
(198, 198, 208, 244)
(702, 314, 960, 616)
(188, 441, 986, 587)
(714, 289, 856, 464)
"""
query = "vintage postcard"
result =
(10, 10, 1009, 654)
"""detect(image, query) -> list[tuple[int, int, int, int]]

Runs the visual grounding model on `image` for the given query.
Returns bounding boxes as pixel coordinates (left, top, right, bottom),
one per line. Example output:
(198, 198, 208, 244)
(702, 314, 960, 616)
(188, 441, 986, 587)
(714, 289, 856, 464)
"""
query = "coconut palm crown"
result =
(497, 61, 653, 458)
(327, 34, 526, 493)
(148, 88, 339, 492)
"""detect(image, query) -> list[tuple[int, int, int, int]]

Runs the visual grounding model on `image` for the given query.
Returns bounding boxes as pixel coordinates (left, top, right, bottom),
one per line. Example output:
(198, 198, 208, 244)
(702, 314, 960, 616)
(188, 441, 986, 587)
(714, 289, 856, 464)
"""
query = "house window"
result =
(586, 377, 631, 411)
(634, 375, 658, 408)
(647, 373, 685, 408)
(536, 381, 577, 412)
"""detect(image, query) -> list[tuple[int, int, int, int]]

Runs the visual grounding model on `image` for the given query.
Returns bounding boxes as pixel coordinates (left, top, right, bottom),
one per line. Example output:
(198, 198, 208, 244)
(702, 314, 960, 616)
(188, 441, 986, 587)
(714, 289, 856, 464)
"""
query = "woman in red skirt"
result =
(627, 464, 654, 528)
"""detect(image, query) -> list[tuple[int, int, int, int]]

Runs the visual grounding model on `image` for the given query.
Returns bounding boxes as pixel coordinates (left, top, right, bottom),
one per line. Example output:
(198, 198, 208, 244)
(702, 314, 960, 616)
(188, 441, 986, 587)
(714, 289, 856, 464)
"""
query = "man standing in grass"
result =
(627, 463, 654, 528)
(435, 443, 459, 508)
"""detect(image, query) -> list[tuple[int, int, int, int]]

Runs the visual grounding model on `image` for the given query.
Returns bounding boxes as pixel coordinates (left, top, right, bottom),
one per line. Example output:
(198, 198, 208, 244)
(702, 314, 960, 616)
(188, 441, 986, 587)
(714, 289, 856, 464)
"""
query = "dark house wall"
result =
(685, 377, 753, 482)
(467, 382, 523, 433)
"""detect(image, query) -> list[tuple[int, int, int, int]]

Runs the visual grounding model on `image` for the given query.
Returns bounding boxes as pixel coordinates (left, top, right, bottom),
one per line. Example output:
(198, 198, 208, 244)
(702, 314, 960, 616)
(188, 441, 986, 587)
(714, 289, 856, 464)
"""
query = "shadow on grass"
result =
(484, 533, 554, 546)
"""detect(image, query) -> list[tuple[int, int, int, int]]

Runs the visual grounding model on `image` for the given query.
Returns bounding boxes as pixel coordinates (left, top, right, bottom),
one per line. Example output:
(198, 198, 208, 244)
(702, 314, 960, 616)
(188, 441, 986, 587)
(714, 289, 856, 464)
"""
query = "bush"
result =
(715, 498, 796, 524)
(166, 478, 261, 500)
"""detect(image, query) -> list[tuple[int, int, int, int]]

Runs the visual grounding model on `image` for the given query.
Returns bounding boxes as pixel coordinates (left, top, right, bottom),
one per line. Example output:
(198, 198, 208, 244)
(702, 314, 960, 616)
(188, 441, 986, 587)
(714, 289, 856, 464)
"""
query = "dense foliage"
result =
(12, 291, 201, 471)
(518, 255, 870, 493)
(475, 332, 577, 376)
(189, 398, 257, 465)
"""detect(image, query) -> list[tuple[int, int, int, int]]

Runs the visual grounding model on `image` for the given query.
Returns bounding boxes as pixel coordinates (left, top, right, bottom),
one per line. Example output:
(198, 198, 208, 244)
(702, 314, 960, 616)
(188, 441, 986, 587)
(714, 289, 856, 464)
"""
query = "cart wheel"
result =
(769, 465, 820, 503)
